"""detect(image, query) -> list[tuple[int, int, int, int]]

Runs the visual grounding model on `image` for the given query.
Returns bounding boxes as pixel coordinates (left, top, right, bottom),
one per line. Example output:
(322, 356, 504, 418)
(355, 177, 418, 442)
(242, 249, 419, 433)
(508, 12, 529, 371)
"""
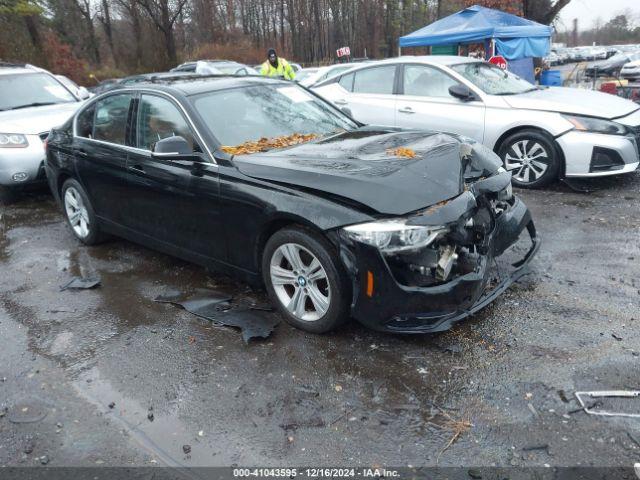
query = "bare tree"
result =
(135, 0, 189, 65)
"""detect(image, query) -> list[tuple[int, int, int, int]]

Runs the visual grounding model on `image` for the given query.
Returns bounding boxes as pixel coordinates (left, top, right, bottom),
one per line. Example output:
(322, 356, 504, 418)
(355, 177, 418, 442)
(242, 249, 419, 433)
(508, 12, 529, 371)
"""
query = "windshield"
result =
(297, 69, 318, 82)
(193, 84, 358, 150)
(0, 72, 77, 110)
(451, 62, 536, 95)
(204, 62, 257, 76)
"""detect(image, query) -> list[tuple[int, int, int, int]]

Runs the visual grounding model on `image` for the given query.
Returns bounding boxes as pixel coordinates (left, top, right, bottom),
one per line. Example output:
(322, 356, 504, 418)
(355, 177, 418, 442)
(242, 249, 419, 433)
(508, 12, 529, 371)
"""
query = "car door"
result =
(124, 93, 224, 260)
(73, 92, 134, 225)
(395, 64, 486, 142)
(330, 65, 398, 127)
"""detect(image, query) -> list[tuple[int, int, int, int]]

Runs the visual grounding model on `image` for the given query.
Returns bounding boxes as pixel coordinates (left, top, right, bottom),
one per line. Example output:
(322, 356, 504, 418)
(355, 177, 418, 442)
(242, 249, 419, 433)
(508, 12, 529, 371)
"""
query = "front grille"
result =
(39, 132, 50, 142)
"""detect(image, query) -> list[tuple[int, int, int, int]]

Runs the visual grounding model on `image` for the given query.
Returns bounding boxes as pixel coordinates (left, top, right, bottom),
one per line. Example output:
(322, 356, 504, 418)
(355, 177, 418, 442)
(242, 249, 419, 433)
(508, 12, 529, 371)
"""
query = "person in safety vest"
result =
(260, 48, 296, 80)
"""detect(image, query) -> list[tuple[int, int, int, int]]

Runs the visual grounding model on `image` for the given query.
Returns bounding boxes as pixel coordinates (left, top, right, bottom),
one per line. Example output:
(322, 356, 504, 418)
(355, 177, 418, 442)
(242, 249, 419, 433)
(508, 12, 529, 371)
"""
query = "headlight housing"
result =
(0, 133, 29, 148)
(343, 219, 447, 254)
(563, 115, 628, 136)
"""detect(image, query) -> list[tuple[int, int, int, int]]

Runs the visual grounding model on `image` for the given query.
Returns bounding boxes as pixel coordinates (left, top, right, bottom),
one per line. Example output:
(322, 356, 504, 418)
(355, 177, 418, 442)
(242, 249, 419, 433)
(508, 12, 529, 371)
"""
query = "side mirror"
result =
(341, 106, 354, 117)
(152, 136, 202, 162)
(77, 87, 92, 100)
(449, 84, 476, 102)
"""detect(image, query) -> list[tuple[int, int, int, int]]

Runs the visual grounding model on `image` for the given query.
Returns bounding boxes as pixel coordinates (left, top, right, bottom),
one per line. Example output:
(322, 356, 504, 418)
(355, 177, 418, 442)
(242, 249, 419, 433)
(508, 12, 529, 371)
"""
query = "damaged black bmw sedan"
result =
(45, 75, 540, 334)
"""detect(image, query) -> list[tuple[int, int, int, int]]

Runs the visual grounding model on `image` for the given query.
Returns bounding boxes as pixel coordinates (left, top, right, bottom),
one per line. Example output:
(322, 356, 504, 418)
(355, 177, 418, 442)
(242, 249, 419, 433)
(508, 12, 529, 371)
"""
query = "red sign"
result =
(489, 55, 508, 70)
(336, 46, 351, 58)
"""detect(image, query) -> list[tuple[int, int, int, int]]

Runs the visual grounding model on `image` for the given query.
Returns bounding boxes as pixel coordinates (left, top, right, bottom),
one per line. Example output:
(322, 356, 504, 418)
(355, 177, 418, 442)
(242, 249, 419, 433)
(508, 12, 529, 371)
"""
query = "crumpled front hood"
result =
(502, 87, 638, 119)
(233, 128, 473, 216)
(0, 102, 81, 135)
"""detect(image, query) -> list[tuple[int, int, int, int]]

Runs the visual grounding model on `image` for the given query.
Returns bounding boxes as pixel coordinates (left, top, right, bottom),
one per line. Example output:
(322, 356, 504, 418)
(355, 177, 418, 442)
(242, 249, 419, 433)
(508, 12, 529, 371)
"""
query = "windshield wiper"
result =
(9, 102, 59, 110)
(495, 87, 539, 96)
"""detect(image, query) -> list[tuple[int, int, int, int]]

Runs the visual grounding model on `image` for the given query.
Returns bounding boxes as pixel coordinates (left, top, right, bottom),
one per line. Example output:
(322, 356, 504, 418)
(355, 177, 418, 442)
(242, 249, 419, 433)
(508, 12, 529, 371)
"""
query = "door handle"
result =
(128, 164, 145, 174)
(398, 107, 415, 114)
(75, 149, 88, 157)
(334, 99, 348, 106)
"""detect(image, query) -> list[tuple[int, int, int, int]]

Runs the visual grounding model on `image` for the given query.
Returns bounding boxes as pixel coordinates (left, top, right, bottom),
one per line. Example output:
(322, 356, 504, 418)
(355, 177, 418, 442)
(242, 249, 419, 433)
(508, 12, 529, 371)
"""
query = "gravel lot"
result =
(0, 171, 639, 472)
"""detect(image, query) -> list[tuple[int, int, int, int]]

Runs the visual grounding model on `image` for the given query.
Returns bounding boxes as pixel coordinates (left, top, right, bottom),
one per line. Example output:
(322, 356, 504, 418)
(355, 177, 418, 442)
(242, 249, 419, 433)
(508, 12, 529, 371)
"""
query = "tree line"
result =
(0, 0, 571, 84)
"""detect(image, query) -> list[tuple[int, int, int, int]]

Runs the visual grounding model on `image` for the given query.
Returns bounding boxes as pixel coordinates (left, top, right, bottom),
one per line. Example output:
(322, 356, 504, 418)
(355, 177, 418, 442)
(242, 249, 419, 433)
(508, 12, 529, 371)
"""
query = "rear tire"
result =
(61, 179, 106, 245)
(498, 129, 561, 188)
(262, 226, 351, 334)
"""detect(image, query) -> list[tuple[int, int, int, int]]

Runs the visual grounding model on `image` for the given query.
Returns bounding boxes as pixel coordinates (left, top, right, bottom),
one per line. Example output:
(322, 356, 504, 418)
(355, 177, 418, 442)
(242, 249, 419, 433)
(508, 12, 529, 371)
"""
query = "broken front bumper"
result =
(343, 197, 540, 334)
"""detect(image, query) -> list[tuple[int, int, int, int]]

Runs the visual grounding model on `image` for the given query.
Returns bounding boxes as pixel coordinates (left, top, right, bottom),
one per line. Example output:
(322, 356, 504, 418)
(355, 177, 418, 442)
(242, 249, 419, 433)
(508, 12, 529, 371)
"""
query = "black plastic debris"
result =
(155, 289, 232, 317)
(60, 276, 101, 291)
(154, 289, 279, 343)
(215, 309, 280, 344)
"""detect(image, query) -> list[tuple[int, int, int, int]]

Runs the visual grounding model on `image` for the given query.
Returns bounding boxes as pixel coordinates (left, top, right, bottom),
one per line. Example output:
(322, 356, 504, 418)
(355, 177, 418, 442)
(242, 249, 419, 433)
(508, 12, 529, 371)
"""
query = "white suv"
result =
(0, 63, 84, 201)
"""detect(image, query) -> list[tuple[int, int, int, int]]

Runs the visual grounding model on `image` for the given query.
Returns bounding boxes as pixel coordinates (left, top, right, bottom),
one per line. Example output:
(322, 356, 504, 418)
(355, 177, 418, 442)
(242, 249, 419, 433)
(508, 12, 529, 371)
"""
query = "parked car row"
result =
(2, 53, 640, 335)
(545, 44, 640, 75)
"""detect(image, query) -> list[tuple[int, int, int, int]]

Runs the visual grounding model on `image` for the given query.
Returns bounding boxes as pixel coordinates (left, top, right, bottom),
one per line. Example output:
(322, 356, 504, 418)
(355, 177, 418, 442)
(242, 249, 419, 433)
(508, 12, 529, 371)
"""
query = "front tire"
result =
(498, 129, 561, 188)
(61, 179, 105, 245)
(262, 226, 351, 334)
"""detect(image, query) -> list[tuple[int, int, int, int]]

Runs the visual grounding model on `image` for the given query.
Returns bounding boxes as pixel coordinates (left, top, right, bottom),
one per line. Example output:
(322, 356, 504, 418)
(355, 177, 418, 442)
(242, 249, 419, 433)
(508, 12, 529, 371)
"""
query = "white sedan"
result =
(313, 56, 640, 188)
(297, 63, 362, 88)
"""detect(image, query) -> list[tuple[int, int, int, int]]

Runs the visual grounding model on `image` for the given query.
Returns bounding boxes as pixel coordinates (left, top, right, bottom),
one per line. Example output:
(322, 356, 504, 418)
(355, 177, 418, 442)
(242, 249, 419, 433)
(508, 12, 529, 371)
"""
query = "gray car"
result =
(314, 56, 640, 188)
(0, 63, 83, 200)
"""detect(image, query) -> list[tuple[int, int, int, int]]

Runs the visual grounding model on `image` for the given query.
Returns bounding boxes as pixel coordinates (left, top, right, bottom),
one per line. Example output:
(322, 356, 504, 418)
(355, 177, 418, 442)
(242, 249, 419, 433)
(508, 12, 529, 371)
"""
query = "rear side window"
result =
(137, 94, 199, 152)
(353, 66, 396, 95)
(93, 94, 133, 145)
(76, 103, 96, 138)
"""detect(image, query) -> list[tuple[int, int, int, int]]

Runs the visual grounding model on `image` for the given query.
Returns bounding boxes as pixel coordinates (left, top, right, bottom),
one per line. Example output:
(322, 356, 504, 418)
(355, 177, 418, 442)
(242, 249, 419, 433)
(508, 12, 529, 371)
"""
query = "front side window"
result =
(403, 65, 461, 98)
(353, 66, 396, 95)
(137, 95, 197, 151)
(338, 73, 354, 92)
(451, 62, 536, 95)
(192, 84, 357, 148)
(0, 72, 77, 111)
(93, 94, 133, 145)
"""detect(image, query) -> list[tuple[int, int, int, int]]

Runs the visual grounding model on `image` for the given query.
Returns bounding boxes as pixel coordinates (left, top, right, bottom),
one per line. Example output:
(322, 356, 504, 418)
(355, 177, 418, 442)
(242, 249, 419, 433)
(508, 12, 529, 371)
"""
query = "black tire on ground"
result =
(60, 178, 106, 245)
(0, 186, 17, 204)
(498, 129, 561, 189)
(262, 226, 351, 334)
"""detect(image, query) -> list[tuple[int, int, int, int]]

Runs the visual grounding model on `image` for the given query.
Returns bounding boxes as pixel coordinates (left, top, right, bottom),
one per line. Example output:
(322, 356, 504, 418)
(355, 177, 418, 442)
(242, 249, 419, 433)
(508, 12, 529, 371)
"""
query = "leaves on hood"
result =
(387, 147, 417, 158)
(221, 133, 318, 155)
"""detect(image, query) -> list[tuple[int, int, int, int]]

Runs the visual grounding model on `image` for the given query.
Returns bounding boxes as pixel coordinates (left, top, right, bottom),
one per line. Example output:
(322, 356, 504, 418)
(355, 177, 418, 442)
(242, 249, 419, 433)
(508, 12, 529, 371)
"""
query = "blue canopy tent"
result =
(399, 5, 553, 82)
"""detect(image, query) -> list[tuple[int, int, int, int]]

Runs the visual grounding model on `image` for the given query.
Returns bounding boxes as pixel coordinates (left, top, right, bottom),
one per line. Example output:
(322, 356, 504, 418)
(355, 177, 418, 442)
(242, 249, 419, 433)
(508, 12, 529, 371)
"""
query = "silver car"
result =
(313, 56, 640, 188)
(1, 63, 83, 200)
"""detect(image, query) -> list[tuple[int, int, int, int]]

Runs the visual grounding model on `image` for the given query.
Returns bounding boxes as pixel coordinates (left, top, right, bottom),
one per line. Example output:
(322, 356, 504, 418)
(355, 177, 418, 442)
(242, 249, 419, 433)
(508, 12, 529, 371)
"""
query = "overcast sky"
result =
(556, 0, 639, 31)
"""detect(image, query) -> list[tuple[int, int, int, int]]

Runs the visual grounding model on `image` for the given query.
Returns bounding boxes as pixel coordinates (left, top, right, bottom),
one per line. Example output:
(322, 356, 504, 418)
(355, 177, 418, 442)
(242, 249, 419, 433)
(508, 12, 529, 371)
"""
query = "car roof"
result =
(0, 63, 40, 76)
(111, 74, 291, 97)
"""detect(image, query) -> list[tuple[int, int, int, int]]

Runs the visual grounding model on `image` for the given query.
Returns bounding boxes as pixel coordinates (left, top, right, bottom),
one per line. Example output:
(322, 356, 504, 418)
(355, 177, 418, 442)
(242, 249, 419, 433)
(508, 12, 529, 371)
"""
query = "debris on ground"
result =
(108, 402, 115, 409)
(387, 147, 417, 158)
(182, 445, 191, 454)
(59, 276, 101, 291)
(575, 391, 640, 418)
(39, 455, 49, 465)
(221, 133, 318, 156)
(155, 289, 279, 343)
(155, 289, 232, 317)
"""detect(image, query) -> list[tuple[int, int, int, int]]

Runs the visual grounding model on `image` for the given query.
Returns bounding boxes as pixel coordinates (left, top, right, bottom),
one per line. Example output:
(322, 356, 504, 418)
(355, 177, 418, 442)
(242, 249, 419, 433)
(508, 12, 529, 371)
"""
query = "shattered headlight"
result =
(563, 115, 629, 136)
(0, 133, 28, 148)
(343, 219, 447, 254)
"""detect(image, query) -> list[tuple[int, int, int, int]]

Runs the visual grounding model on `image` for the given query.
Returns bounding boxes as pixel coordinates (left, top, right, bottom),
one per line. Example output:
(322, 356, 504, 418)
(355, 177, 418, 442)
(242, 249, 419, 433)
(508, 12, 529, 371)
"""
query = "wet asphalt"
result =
(0, 171, 639, 470)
